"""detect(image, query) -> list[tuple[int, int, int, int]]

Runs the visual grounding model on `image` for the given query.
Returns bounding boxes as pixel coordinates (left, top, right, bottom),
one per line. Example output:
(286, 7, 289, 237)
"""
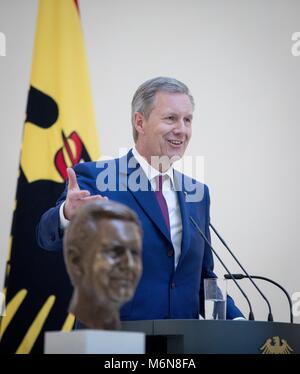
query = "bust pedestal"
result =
(44, 330, 145, 354)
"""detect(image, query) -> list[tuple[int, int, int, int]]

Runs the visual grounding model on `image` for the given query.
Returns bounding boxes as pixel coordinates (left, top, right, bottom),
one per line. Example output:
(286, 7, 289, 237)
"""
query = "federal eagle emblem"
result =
(260, 336, 293, 354)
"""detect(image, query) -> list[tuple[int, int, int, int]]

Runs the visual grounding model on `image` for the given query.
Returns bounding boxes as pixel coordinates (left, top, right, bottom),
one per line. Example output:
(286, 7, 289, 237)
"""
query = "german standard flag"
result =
(0, 0, 100, 353)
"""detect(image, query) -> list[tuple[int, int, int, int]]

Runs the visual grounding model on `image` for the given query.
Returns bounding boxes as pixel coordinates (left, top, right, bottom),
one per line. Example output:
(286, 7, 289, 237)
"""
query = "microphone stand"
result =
(209, 222, 273, 322)
(225, 273, 293, 323)
(189, 216, 255, 320)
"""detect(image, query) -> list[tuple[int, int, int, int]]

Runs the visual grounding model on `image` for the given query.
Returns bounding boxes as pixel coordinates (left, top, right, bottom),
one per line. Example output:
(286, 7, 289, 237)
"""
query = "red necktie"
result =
(155, 175, 170, 232)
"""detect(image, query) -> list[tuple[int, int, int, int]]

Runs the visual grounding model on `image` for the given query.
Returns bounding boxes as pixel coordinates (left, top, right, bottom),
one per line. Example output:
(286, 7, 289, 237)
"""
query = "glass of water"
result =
(204, 278, 227, 320)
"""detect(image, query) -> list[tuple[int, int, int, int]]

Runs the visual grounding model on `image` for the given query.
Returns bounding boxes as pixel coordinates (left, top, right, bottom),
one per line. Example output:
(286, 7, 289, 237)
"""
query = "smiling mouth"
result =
(110, 277, 134, 285)
(167, 140, 184, 146)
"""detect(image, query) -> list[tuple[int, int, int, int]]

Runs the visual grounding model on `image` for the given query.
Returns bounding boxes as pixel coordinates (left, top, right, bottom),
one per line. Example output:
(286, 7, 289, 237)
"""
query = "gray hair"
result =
(131, 77, 195, 143)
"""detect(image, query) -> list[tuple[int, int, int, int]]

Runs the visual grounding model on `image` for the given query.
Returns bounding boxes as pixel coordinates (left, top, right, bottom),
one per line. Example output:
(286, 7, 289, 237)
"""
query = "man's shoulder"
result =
(74, 156, 124, 173)
(174, 169, 209, 190)
(74, 161, 97, 171)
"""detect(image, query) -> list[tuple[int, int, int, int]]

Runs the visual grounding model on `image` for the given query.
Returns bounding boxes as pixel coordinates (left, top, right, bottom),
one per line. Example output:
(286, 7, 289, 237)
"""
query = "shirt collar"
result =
(132, 147, 175, 187)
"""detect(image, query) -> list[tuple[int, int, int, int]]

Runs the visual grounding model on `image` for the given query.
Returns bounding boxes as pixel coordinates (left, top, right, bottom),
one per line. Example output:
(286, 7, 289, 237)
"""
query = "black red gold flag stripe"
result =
(0, 0, 100, 353)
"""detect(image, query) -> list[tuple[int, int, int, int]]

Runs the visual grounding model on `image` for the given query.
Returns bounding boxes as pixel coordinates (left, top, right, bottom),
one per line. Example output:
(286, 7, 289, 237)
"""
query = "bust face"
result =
(82, 218, 142, 305)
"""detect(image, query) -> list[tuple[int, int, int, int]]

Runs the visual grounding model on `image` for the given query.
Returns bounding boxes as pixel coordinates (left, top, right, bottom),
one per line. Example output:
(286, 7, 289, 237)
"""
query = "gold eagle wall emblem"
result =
(260, 336, 293, 354)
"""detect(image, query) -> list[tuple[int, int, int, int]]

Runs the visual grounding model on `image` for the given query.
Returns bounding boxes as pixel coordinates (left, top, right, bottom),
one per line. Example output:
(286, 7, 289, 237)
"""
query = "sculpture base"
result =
(44, 330, 145, 354)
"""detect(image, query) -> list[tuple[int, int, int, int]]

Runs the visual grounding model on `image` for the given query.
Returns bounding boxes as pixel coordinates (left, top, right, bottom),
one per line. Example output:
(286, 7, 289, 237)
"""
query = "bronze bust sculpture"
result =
(63, 200, 143, 330)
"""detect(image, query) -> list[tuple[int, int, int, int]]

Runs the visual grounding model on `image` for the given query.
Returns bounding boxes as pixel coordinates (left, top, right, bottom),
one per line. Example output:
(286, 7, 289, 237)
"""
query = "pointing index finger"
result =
(67, 168, 79, 191)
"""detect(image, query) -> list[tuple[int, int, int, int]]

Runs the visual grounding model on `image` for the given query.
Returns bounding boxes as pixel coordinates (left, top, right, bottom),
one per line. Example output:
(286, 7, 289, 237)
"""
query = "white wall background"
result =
(0, 0, 299, 323)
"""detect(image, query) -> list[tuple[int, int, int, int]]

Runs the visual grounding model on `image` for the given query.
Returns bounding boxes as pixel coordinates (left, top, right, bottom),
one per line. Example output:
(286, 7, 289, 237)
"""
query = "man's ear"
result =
(133, 112, 146, 136)
(67, 248, 85, 280)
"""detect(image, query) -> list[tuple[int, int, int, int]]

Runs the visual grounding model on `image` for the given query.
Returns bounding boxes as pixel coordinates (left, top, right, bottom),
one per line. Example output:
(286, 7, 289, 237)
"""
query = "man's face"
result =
(135, 91, 193, 165)
(83, 218, 142, 305)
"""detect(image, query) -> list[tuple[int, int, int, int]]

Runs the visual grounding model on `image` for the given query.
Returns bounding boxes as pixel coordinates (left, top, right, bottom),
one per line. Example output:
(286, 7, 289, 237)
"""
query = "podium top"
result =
(122, 319, 300, 354)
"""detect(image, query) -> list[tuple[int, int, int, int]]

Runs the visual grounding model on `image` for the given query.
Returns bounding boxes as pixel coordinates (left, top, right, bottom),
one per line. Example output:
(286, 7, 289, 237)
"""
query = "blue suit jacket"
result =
(37, 150, 243, 320)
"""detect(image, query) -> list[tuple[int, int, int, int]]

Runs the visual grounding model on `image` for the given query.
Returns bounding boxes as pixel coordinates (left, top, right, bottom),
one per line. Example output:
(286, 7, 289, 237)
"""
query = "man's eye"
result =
(104, 247, 122, 259)
(165, 116, 175, 121)
(105, 251, 117, 259)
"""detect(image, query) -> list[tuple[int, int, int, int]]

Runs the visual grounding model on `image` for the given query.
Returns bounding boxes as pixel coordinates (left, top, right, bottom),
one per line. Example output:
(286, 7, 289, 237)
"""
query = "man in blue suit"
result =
(37, 77, 243, 320)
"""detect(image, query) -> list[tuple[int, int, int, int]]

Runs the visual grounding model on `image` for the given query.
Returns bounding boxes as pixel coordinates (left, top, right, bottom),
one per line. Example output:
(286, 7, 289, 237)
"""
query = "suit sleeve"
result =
(36, 163, 97, 251)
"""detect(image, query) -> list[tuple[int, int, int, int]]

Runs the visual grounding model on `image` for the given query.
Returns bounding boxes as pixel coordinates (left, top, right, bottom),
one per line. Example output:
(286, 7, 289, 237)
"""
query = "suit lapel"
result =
(120, 150, 172, 243)
(132, 186, 171, 242)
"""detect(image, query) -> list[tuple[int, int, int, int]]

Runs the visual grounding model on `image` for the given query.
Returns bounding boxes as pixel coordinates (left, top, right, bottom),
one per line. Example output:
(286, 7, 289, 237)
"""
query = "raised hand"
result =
(63, 167, 107, 220)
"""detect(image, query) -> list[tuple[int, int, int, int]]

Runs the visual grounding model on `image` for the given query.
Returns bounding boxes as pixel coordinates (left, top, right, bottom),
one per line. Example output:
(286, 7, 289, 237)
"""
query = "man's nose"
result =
(120, 249, 134, 269)
(173, 119, 186, 133)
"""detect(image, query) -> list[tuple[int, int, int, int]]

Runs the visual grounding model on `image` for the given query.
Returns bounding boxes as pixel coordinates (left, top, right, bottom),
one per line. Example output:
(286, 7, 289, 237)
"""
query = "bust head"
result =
(63, 200, 143, 329)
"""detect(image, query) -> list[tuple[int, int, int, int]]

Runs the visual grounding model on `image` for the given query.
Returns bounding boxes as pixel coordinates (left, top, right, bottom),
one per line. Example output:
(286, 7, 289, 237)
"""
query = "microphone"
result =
(224, 273, 293, 323)
(189, 216, 255, 321)
(209, 222, 274, 322)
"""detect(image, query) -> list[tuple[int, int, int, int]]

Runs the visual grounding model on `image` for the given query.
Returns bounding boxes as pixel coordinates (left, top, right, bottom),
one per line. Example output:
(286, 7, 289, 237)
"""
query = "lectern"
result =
(122, 320, 300, 354)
